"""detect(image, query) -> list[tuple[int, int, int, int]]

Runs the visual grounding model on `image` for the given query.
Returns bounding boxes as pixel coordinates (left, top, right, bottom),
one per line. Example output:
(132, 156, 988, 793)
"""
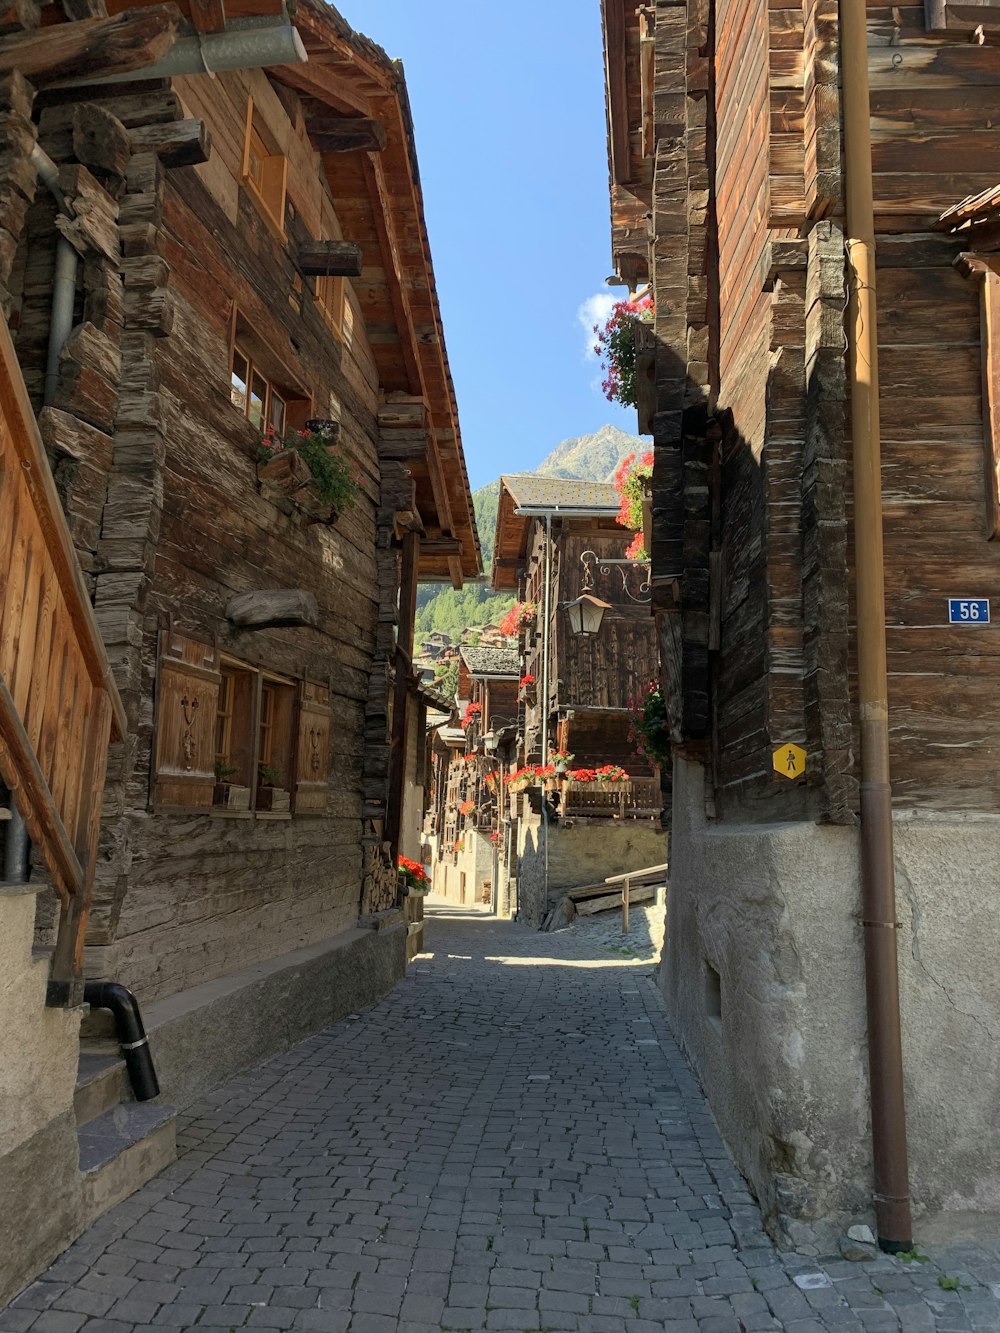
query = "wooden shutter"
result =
(293, 680, 330, 813)
(152, 629, 221, 810)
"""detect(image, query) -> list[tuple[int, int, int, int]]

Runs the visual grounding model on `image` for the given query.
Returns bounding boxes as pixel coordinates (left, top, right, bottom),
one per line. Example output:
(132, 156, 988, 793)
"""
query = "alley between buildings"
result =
(3, 906, 1000, 1333)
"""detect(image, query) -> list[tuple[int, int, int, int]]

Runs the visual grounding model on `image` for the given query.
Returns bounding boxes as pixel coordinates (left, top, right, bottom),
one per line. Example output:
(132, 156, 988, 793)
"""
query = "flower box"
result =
(257, 451, 340, 524)
(256, 425, 360, 525)
(255, 785, 290, 813)
(213, 782, 251, 811)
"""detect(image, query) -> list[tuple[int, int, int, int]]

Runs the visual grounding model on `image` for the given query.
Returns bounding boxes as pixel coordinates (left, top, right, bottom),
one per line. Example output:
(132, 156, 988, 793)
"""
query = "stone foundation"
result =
(517, 812, 667, 926)
(144, 915, 407, 1108)
(663, 757, 1000, 1249)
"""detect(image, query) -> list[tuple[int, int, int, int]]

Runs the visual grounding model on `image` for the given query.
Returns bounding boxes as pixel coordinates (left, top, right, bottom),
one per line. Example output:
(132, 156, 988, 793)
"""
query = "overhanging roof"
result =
(491, 474, 621, 590)
(460, 646, 519, 678)
(271, 0, 481, 583)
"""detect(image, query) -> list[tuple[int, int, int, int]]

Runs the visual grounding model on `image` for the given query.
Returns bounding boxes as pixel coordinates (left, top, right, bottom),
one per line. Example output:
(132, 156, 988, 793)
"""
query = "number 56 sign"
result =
(948, 599, 990, 623)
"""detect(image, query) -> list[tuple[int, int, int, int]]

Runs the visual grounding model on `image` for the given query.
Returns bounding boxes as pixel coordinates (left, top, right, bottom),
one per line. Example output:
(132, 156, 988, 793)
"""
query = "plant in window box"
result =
(593, 293, 654, 408)
(398, 855, 430, 896)
(499, 601, 537, 638)
(548, 750, 575, 775)
(214, 760, 251, 812)
(614, 450, 654, 563)
(518, 673, 536, 705)
(256, 423, 361, 523)
(255, 763, 290, 812)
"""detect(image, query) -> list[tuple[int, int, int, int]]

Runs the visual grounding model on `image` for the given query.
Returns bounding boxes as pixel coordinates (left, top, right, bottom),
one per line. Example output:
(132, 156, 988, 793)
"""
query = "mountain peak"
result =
(535, 423, 641, 484)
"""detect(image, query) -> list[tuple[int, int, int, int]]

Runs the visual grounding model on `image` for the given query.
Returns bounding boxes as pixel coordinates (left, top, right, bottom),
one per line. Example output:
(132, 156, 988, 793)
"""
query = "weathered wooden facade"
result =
(0, 0, 477, 1300)
(491, 475, 665, 923)
(426, 645, 519, 908)
(602, 0, 1000, 1242)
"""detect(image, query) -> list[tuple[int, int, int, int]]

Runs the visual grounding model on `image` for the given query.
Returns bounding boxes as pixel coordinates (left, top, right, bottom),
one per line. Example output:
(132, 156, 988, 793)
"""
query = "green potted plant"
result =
(256, 423, 362, 524)
(593, 293, 654, 409)
(549, 750, 575, 775)
(614, 451, 654, 562)
(256, 763, 290, 812)
(214, 760, 250, 812)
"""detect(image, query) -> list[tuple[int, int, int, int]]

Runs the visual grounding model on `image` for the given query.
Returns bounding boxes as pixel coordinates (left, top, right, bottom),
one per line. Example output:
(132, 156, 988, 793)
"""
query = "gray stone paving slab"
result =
(4, 901, 1000, 1332)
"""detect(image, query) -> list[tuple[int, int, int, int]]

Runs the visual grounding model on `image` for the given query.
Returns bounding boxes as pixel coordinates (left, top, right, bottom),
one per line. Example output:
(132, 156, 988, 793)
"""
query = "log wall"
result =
(10, 68, 401, 1001)
(637, 0, 1000, 818)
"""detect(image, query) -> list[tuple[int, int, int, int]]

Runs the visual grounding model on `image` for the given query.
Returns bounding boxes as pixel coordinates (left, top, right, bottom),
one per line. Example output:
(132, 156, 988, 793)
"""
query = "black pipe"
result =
(83, 980, 160, 1102)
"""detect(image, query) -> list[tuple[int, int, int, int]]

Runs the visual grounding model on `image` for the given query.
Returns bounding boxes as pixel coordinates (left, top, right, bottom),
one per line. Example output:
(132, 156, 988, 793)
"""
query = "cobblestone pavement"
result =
(5, 901, 1000, 1333)
(566, 900, 665, 965)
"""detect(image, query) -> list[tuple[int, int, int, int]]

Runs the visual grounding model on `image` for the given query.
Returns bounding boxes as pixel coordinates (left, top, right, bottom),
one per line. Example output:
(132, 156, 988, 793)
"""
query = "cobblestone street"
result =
(4, 902, 1000, 1333)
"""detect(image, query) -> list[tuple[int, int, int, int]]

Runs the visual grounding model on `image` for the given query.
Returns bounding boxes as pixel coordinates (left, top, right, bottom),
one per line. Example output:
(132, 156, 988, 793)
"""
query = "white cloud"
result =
(577, 292, 617, 361)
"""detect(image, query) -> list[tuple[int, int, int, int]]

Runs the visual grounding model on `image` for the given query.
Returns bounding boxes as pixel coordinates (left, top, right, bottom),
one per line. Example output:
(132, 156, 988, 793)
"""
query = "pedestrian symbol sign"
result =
(773, 743, 806, 779)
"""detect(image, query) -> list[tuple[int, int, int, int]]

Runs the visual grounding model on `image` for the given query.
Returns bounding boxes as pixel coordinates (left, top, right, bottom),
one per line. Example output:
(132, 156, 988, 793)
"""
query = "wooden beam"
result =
(226, 589, 320, 628)
(297, 238, 363, 277)
(421, 536, 463, 556)
(378, 428, 429, 460)
(188, 0, 224, 32)
(309, 115, 387, 153)
(2, 5, 181, 86)
(130, 117, 211, 167)
(1, 4, 180, 86)
(604, 0, 630, 185)
(386, 530, 420, 859)
(60, 0, 106, 15)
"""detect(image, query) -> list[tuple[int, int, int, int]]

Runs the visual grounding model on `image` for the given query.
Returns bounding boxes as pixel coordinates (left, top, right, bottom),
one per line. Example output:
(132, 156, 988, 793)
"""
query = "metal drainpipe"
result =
(540, 513, 553, 921)
(840, 0, 912, 1251)
(3, 146, 81, 884)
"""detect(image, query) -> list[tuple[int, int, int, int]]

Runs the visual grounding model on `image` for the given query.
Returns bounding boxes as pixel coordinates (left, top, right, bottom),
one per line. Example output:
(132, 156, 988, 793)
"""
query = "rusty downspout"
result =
(840, 0, 913, 1251)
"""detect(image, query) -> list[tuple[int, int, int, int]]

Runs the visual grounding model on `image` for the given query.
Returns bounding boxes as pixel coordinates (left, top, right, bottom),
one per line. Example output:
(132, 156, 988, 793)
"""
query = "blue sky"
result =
(344, 2, 638, 491)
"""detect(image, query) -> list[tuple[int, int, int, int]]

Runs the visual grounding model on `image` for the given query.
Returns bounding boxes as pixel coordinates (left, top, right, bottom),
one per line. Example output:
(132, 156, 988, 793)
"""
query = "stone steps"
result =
(74, 1050, 131, 1127)
(77, 1101, 176, 1218)
(73, 1038, 177, 1219)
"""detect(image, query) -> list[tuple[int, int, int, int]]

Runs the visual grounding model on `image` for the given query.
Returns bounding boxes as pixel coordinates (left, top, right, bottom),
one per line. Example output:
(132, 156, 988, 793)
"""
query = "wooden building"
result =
(0, 0, 477, 1299)
(601, 0, 1000, 1244)
(426, 644, 519, 907)
(490, 475, 665, 923)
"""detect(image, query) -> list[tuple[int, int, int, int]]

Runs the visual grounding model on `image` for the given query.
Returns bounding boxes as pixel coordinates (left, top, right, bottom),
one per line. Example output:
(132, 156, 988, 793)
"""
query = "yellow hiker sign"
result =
(773, 743, 806, 779)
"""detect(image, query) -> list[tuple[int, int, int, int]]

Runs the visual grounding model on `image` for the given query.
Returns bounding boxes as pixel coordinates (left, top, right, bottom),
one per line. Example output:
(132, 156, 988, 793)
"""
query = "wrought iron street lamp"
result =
(564, 592, 613, 638)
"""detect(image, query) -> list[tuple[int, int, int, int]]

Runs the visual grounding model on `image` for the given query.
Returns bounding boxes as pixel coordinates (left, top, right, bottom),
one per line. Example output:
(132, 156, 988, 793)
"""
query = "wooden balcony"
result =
(561, 776, 661, 821)
(0, 316, 125, 1005)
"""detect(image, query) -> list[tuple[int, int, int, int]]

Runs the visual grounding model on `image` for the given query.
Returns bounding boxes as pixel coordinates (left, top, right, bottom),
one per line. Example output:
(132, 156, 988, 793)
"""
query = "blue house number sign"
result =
(948, 598, 990, 624)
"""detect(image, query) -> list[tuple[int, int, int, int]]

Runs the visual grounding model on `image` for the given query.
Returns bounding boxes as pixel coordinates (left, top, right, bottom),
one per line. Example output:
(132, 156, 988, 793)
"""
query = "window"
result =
(241, 97, 287, 235)
(153, 632, 330, 817)
(315, 274, 344, 338)
(230, 341, 290, 434)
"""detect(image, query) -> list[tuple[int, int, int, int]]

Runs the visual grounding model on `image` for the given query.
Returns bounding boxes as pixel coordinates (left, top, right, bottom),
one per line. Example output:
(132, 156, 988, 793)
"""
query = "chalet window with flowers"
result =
(152, 629, 330, 818)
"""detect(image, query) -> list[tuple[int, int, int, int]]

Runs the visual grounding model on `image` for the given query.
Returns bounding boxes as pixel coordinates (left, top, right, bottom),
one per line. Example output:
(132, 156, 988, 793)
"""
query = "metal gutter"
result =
(66, 15, 306, 86)
(840, 0, 912, 1251)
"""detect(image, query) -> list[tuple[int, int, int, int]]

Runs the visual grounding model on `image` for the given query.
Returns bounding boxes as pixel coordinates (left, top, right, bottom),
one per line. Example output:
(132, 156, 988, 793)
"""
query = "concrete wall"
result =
(433, 829, 494, 906)
(518, 809, 667, 926)
(0, 891, 84, 1307)
(663, 757, 1000, 1250)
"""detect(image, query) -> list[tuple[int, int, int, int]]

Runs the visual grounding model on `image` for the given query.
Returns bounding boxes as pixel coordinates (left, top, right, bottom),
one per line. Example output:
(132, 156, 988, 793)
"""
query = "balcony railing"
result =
(561, 776, 661, 820)
(0, 316, 125, 1004)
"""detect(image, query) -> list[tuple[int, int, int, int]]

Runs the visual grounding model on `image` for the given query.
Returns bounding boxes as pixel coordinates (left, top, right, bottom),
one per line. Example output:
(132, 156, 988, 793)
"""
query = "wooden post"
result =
(385, 528, 420, 863)
(622, 873, 630, 935)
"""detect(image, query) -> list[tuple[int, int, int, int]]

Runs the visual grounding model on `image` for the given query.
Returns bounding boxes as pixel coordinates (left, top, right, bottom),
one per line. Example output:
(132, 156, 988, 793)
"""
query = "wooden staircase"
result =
(0, 312, 125, 1005)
